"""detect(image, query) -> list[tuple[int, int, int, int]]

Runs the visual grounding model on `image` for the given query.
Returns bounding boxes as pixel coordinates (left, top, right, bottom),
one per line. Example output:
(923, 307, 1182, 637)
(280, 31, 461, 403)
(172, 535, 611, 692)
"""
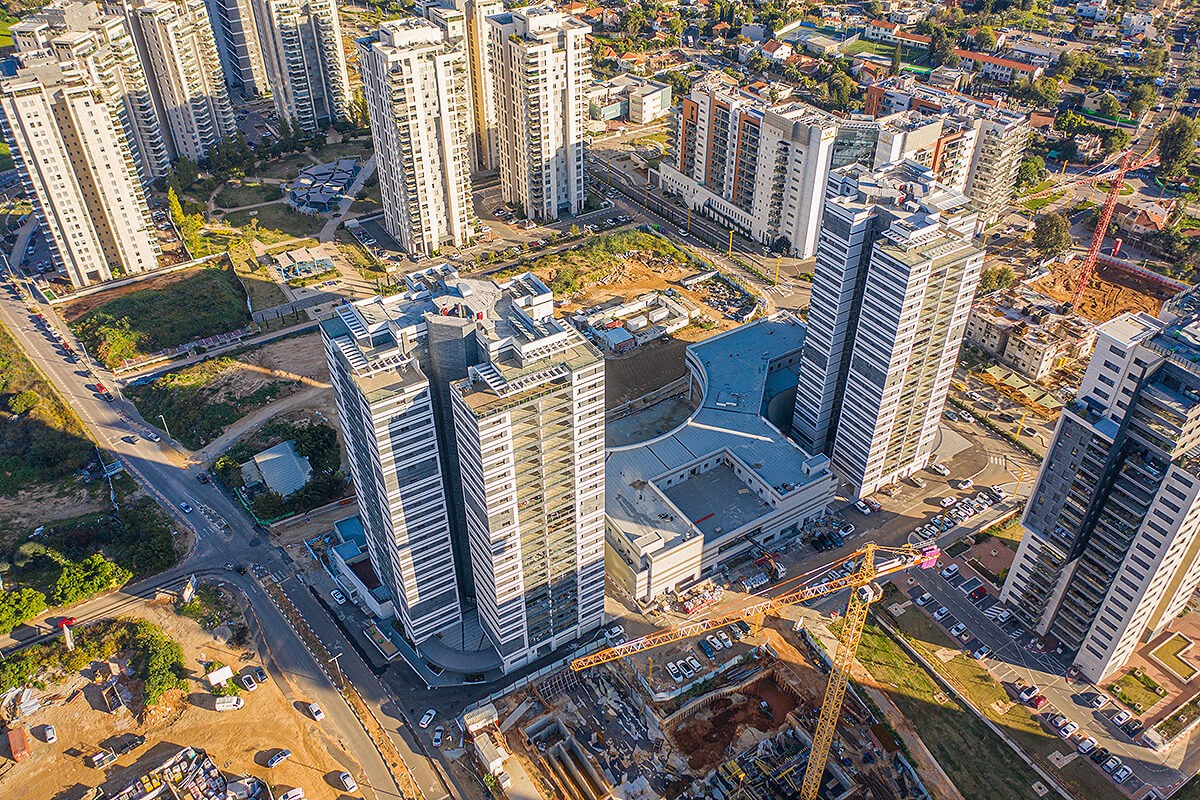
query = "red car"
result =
(57, 617, 76, 628)
(969, 586, 988, 601)
(1031, 695, 1048, 710)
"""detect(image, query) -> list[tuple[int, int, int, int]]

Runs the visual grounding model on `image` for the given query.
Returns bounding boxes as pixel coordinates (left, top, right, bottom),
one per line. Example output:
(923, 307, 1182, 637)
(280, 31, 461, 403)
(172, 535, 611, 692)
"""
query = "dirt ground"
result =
(5, 590, 356, 800)
(1032, 260, 1176, 322)
(667, 673, 799, 771)
(0, 479, 111, 550)
(59, 268, 213, 323)
(201, 331, 330, 400)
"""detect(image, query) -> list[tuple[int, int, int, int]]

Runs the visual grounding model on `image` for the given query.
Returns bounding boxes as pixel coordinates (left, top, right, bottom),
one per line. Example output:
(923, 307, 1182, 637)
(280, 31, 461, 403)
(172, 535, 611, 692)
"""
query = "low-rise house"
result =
(965, 287, 1096, 381)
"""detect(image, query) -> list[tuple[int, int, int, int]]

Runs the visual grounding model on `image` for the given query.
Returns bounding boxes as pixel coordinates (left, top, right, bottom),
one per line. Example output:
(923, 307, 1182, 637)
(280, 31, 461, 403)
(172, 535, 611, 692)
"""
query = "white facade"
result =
(11, 1, 170, 180)
(1002, 310, 1200, 682)
(323, 310, 463, 645)
(418, 0, 503, 172)
(358, 19, 474, 257)
(659, 75, 842, 257)
(793, 161, 983, 497)
(0, 63, 160, 287)
(205, 0, 269, 97)
(322, 267, 605, 672)
(253, 0, 351, 132)
(130, 0, 237, 163)
(489, 6, 588, 220)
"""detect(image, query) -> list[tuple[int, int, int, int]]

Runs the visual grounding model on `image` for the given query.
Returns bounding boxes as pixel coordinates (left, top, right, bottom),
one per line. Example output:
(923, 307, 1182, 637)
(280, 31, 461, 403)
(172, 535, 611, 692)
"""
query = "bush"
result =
(0, 587, 47, 635)
(52, 553, 132, 606)
(129, 620, 187, 704)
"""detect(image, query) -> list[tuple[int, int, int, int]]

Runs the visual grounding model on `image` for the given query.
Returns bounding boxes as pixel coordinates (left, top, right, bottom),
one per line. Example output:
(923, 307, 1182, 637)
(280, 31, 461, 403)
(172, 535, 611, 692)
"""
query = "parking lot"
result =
(901, 553, 1185, 798)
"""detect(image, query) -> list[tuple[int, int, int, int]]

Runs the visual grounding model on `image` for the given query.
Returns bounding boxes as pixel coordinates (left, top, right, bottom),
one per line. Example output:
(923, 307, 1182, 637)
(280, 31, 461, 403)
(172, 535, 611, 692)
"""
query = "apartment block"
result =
(321, 266, 605, 671)
(964, 286, 1096, 382)
(130, 0, 237, 163)
(358, 19, 474, 258)
(11, 0, 169, 180)
(0, 62, 160, 287)
(862, 76, 1030, 225)
(489, 6, 588, 221)
(792, 161, 983, 497)
(253, 0, 351, 132)
(205, 0, 269, 97)
(1000, 307, 1200, 682)
(417, 0, 502, 172)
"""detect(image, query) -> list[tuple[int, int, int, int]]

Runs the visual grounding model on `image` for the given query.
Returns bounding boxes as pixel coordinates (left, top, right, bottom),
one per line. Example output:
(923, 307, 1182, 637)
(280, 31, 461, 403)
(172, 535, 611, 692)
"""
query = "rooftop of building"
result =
(606, 315, 832, 557)
(972, 286, 1095, 340)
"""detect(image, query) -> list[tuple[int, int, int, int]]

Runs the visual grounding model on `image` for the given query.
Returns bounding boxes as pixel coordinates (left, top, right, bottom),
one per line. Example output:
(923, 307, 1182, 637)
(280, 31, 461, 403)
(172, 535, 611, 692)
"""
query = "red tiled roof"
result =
(956, 49, 1040, 71)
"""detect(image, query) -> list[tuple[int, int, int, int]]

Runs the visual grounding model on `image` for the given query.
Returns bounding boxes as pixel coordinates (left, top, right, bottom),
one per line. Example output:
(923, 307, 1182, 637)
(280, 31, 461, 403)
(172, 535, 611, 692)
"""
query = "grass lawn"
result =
(882, 600, 1127, 800)
(224, 204, 325, 238)
(0, 324, 93, 494)
(1177, 774, 1200, 800)
(335, 240, 379, 273)
(230, 251, 287, 312)
(349, 180, 382, 215)
(1152, 633, 1197, 681)
(0, 10, 18, 48)
(1097, 181, 1136, 196)
(315, 139, 374, 162)
(191, 230, 238, 258)
(1023, 191, 1065, 212)
(251, 153, 315, 181)
(985, 518, 1023, 552)
(68, 265, 251, 368)
(842, 39, 929, 64)
(854, 617, 1043, 800)
(214, 183, 283, 209)
(1110, 670, 1167, 713)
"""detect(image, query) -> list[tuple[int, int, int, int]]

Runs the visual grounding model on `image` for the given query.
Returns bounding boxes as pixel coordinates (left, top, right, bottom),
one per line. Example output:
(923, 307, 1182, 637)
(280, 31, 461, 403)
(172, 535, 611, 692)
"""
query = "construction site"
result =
(1031, 257, 1179, 322)
(458, 542, 946, 800)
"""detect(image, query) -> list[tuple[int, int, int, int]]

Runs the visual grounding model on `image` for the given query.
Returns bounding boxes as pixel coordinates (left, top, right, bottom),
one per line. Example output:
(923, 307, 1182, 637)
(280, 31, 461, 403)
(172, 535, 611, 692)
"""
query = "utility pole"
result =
(728, 229, 734, 257)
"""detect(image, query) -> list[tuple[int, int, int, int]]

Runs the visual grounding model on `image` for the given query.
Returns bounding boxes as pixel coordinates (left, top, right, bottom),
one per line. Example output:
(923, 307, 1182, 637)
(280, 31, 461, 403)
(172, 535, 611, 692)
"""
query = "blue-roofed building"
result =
(605, 313, 837, 602)
(329, 514, 395, 619)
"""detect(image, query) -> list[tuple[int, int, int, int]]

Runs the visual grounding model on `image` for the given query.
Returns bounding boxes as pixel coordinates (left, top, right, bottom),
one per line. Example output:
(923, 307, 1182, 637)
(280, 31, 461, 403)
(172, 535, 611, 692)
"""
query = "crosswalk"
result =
(983, 604, 1007, 620)
(764, 283, 794, 296)
(989, 454, 1007, 466)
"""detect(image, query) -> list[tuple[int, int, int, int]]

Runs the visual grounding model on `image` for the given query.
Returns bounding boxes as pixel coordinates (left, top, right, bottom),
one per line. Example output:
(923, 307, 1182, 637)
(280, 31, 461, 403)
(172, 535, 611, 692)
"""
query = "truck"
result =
(7, 725, 29, 762)
(215, 696, 244, 711)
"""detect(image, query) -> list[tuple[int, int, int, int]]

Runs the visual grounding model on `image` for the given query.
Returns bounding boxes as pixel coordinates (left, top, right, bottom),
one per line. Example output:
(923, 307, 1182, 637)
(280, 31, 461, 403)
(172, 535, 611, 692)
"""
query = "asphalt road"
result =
(0, 280, 451, 800)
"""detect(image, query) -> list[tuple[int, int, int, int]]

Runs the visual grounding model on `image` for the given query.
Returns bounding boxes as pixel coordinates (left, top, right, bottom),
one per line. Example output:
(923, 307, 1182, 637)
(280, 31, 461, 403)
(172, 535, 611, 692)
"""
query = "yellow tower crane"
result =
(570, 540, 942, 800)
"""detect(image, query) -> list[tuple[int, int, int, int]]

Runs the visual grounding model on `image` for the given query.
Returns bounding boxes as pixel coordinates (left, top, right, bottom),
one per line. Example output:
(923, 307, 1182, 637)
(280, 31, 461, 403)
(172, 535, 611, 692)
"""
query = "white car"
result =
(308, 702, 324, 721)
(854, 500, 872, 516)
(1112, 765, 1132, 784)
(949, 622, 967, 638)
(339, 773, 358, 792)
(717, 630, 733, 648)
(44, 725, 57, 744)
(959, 411, 975, 423)
(955, 479, 974, 490)
(932, 606, 950, 621)
(240, 674, 257, 692)
(930, 463, 950, 476)
(915, 592, 933, 606)
(1059, 721, 1079, 738)
(940, 497, 958, 508)
(330, 588, 346, 605)
(1076, 737, 1097, 755)
(687, 656, 702, 673)
(278, 790, 305, 800)
(677, 659, 694, 679)
(419, 709, 436, 728)
(966, 391, 983, 402)
(432, 726, 444, 747)
(1111, 710, 1133, 727)
(940, 564, 959, 579)
(706, 634, 724, 651)
(666, 662, 682, 683)
(1018, 685, 1040, 703)
(996, 609, 1012, 623)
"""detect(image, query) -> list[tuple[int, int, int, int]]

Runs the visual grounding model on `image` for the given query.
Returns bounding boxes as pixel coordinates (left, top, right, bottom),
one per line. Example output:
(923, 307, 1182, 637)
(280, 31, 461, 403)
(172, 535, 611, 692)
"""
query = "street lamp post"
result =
(158, 414, 172, 441)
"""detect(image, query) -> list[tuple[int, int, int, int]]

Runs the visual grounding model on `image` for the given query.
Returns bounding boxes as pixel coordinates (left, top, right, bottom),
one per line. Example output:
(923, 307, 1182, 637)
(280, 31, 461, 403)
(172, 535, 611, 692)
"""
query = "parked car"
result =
(909, 475, 927, 488)
(44, 725, 57, 744)
(959, 411, 975, 423)
(339, 773, 358, 792)
(677, 660, 694, 679)
(308, 703, 324, 721)
(971, 645, 990, 660)
(1031, 695, 1048, 710)
(854, 500, 872, 516)
(1090, 746, 1111, 764)
(915, 592, 932, 606)
(419, 709, 436, 728)
(944, 410, 960, 422)
(687, 656, 702, 673)
(940, 497, 958, 508)
(240, 674, 257, 692)
(1018, 685, 1040, 703)
(996, 609, 1012, 623)
(1059, 721, 1079, 738)
(932, 606, 950, 621)
(252, 666, 268, 684)
(266, 749, 292, 768)
(1111, 710, 1133, 727)
(432, 726, 444, 747)
(706, 634, 724, 651)
(698, 638, 715, 659)
(1112, 765, 1132, 784)
(940, 564, 959, 579)
(1076, 737, 1097, 754)
(666, 662, 682, 683)
(991, 485, 1008, 499)
(717, 630, 733, 648)
(930, 463, 951, 476)
(949, 622, 967, 638)
(278, 790, 305, 800)
(1123, 719, 1144, 737)
(969, 586, 988, 601)
(1088, 693, 1108, 709)
(1102, 756, 1121, 774)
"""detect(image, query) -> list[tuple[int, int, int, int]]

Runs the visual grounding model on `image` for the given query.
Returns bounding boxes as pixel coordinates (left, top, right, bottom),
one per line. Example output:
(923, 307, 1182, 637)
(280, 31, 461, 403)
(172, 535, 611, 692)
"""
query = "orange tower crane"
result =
(570, 540, 942, 800)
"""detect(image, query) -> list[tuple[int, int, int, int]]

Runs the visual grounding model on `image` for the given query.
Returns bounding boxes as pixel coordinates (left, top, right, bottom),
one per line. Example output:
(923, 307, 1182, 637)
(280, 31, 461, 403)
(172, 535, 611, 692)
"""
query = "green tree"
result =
(1028, 76, 1061, 107)
(168, 187, 185, 228)
(890, 43, 901, 75)
(974, 26, 997, 49)
(978, 264, 1016, 294)
(52, 554, 133, 607)
(1097, 93, 1121, 118)
(171, 158, 200, 190)
(1018, 155, 1045, 187)
(1032, 212, 1073, 258)
(7, 390, 38, 415)
(1158, 116, 1200, 178)
(0, 588, 47, 636)
(1128, 83, 1158, 118)
(129, 621, 187, 705)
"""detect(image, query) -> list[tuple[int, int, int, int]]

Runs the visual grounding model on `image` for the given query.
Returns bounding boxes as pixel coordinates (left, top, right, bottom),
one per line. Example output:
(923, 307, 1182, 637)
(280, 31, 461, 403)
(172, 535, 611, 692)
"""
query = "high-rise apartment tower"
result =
(253, 0, 351, 132)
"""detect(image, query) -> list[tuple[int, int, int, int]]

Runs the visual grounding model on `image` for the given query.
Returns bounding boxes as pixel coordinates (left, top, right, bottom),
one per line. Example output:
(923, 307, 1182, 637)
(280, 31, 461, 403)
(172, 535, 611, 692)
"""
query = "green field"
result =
(0, 323, 93, 494)
(842, 38, 929, 64)
(67, 265, 252, 368)
(225, 204, 325, 238)
(214, 183, 283, 209)
(1110, 670, 1166, 713)
(315, 139, 374, 162)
